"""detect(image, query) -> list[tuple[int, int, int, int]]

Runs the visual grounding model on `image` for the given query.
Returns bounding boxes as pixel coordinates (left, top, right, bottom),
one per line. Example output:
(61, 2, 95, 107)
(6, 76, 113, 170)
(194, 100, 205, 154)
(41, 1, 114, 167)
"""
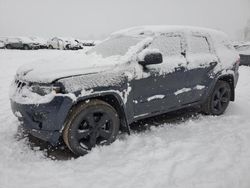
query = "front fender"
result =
(75, 91, 125, 106)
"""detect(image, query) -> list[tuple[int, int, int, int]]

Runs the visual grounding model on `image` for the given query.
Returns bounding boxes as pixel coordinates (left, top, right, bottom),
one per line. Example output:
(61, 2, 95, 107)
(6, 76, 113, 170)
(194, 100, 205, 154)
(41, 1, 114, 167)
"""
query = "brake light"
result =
(233, 58, 240, 71)
(236, 58, 240, 65)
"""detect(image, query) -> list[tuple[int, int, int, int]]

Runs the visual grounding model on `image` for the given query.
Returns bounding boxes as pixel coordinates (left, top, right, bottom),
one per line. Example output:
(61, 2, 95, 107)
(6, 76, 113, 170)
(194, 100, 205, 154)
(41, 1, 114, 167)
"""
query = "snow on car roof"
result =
(112, 25, 227, 38)
(53, 37, 78, 42)
(233, 41, 250, 47)
(16, 37, 34, 43)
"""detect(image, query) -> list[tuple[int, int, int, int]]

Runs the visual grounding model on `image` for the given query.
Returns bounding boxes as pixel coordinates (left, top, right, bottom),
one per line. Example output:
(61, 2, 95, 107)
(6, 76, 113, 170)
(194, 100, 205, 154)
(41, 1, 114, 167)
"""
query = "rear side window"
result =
(149, 35, 182, 57)
(189, 35, 210, 54)
(8, 38, 19, 43)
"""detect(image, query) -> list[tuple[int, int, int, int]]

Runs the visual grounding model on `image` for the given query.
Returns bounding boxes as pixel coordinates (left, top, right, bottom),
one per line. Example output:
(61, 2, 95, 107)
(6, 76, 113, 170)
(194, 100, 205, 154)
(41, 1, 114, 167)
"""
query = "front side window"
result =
(149, 35, 182, 57)
(189, 35, 210, 54)
(8, 38, 19, 43)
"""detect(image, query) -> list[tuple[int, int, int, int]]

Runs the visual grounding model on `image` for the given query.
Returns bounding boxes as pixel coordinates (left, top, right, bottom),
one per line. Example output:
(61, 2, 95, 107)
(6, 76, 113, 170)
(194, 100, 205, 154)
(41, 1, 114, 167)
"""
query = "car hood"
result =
(16, 53, 121, 83)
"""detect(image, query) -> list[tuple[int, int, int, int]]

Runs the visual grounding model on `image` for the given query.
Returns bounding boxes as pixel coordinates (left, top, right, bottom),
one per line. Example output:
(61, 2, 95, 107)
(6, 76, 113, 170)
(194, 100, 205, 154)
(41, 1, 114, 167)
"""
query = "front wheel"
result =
(63, 99, 120, 156)
(202, 80, 231, 115)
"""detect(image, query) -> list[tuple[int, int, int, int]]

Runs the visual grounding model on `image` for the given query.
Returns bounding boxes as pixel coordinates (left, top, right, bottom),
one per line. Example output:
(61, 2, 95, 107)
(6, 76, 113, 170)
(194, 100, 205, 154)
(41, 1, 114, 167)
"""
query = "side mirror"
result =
(139, 52, 163, 66)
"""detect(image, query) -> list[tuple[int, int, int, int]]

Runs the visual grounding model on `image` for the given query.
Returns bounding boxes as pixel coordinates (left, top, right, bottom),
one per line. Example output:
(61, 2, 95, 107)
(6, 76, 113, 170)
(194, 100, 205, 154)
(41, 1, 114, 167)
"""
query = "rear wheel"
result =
(202, 80, 231, 115)
(6, 44, 11, 49)
(23, 45, 29, 50)
(63, 99, 120, 156)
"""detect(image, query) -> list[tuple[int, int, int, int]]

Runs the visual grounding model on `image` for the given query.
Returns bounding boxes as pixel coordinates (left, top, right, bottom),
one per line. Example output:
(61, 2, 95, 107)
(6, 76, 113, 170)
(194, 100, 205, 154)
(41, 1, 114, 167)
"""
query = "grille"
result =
(15, 79, 27, 90)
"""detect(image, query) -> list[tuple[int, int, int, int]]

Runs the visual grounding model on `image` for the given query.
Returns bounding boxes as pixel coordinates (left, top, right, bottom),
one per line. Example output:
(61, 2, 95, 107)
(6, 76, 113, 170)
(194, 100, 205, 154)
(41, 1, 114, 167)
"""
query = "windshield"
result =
(87, 35, 142, 58)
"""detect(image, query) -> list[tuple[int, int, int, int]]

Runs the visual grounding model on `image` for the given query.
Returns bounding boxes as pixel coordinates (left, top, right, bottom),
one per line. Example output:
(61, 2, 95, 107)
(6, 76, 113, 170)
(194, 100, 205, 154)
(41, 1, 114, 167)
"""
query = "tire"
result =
(6, 44, 11, 49)
(48, 45, 53, 49)
(65, 44, 70, 50)
(23, 45, 29, 50)
(63, 99, 120, 156)
(202, 80, 231, 115)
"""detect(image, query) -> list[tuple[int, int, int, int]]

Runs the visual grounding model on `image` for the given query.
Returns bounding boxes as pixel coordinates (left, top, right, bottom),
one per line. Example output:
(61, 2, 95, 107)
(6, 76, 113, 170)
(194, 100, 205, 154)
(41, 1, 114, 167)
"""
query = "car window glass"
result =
(8, 38, 19, 43)
(189, 36, 210, 53)
(88, 36, 142, 58)
(149, 35, 182, 57)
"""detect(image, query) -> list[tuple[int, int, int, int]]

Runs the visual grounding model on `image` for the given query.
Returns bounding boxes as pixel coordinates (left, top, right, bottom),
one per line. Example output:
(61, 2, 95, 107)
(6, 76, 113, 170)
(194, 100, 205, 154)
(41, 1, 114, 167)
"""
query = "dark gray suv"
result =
(10, 26, 240, 156)
(5, 37, 40, 50)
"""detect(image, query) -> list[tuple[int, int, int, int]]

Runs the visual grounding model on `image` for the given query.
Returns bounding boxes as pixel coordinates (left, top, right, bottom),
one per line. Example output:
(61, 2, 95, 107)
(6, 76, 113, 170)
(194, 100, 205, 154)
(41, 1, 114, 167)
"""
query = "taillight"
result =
(233, 58, 240, 71)
(236, 58, 240, 65)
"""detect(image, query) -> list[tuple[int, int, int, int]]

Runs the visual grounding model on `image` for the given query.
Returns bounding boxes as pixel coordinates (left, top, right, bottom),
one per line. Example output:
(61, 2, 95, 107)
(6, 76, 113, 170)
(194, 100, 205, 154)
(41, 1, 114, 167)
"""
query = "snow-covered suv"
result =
(47, 37, 82, 50)
(10, 26, 240, 156)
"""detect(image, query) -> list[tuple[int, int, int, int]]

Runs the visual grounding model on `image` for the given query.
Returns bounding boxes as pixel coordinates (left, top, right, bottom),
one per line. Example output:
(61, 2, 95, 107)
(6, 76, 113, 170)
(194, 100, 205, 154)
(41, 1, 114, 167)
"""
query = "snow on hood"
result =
(16, 52, 121, 83)
(15, 37, 152, 84)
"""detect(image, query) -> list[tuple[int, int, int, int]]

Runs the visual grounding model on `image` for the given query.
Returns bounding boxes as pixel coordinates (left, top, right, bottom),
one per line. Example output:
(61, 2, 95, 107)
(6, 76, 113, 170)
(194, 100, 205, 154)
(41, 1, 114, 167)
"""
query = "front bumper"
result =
(11, 96, 73, 145)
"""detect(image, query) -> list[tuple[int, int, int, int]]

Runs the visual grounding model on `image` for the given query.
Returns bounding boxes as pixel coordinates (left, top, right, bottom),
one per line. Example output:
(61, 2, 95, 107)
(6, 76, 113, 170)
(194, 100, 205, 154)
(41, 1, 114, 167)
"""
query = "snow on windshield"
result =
(88, 35, 142, 58)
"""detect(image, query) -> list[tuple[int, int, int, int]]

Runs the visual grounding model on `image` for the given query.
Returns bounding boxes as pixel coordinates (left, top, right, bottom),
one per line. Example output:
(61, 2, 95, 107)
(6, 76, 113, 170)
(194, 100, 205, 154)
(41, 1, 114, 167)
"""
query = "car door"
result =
(132, 33, 188, 118)
(10, 38, 21, 48)
(182, 33, 219, 104)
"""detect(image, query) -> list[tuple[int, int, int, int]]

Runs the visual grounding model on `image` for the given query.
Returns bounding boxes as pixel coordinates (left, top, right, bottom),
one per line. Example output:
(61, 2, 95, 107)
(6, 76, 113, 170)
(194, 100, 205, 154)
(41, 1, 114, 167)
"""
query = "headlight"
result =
(30, 84, 61, 96)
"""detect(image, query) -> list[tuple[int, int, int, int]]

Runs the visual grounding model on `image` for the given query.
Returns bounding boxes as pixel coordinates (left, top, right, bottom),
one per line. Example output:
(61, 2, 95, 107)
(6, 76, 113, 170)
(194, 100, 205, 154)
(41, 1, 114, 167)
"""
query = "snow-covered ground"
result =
(0, 50, 250, 188)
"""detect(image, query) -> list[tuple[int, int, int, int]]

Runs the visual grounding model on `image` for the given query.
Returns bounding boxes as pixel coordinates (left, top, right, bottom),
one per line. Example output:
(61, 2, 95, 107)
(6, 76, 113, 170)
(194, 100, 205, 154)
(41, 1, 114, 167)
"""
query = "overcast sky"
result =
(0, 0, 249, 40)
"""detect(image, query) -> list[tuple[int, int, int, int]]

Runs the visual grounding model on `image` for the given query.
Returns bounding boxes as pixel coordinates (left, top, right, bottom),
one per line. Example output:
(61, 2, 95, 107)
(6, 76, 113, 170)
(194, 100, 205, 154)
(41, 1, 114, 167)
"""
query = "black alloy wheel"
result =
(63, 100, 120, 156)
(202, 80, 231, 115)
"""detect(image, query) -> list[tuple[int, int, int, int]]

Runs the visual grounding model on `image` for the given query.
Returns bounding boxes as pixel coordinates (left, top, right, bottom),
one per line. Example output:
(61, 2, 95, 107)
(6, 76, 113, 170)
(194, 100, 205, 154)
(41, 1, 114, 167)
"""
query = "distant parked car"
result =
(0, 40, 5, 49)
(30, 37, 48, 49)
(10, 26, 240, 156)
(64, 39, 82, 50)
(78, 40, 95, 48)
(47, 37, 82, 50)
(234, 42, 250, 66)
(47, 37, 65, 50)
(5, 37, 40, 50)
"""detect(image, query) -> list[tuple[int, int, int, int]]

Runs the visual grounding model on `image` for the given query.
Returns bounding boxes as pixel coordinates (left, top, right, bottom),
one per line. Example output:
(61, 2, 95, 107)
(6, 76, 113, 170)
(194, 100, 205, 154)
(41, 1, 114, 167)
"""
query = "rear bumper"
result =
(239, 54, 250, 66)
(10, 96, 73, 145)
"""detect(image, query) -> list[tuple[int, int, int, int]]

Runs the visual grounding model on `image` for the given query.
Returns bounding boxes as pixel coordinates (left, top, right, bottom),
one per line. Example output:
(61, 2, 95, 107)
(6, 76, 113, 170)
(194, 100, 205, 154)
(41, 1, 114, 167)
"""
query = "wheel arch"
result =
(71, 93, 130, 134)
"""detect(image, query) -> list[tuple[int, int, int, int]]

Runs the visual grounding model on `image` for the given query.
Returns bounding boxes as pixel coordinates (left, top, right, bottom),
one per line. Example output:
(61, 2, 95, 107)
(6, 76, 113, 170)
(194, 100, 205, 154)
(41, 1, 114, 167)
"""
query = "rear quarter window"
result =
(8, 38, 19, 43)
(188, 35, 211, 54)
